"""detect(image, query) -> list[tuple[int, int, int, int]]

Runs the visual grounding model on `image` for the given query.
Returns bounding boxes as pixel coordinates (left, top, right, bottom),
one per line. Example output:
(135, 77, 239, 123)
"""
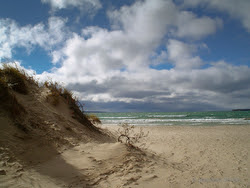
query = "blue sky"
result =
(1, 0, 250, 112)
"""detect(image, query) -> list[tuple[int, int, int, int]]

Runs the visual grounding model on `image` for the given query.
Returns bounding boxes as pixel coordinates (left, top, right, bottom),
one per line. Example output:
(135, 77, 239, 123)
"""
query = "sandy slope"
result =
(1, 123, 249, 187)
(0, 81, 114, 187)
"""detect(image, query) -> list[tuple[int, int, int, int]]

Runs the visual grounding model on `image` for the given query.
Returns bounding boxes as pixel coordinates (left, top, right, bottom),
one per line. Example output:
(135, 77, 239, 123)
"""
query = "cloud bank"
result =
(1, 0, 250, 112)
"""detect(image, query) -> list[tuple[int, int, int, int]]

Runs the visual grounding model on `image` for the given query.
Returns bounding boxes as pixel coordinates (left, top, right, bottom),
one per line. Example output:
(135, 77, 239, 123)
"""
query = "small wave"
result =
(165, 118, 246, 123)
(99, 117, 137, 119)
(101, 118, 249, 125)
(147, 115, 187, 118)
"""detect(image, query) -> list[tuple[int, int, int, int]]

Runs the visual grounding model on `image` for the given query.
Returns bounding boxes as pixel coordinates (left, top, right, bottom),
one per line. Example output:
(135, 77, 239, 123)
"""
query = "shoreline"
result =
(102, 123, 250, 127)
(97, 111, 250, 127)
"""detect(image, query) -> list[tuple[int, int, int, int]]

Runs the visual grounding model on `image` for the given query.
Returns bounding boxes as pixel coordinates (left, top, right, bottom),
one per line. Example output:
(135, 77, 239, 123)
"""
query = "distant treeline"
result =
(232, 109, 250, 111)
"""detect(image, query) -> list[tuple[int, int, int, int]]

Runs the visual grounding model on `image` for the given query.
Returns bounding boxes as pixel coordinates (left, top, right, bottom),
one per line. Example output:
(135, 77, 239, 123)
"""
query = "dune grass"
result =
(86, 114, 102, 125)
(0, 70, 26, 118)
(0, 64, 28, 94)
(1, 63, 98, 129)
(43, 80, 94, 127)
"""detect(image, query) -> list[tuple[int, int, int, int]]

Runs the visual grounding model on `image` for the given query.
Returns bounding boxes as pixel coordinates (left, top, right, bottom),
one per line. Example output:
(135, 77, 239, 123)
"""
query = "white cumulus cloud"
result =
(0, 17, 68, 61)
(167, 39, 203, 69)
(181, 0, 250, 32)
(175, 11, 223, 39)
(41, 0, 102, 13)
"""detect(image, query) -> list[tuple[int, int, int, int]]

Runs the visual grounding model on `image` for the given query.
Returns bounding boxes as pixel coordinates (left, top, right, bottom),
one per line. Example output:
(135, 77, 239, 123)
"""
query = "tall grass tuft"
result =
(43, 81, 90, 127)
(86, 114, 102, 125)
(44, 81, 62, 106)
(1, 64, 28, 94)
(0, 63, 96, 129)
(0, 75, 26, 118)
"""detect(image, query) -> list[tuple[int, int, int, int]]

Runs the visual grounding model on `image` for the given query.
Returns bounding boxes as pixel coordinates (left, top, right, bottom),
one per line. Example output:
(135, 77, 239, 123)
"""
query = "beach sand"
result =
(103, 125, 250, 188)
(1, 124, 249, 188)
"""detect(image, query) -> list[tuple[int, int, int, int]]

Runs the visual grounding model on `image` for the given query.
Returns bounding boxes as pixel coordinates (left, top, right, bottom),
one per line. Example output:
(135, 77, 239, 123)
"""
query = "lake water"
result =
(95, 111, 250, 126)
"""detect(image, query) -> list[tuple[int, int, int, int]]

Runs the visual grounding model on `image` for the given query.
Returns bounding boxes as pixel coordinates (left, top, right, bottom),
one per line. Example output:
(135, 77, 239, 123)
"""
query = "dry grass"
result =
(0, 76, 10, 100)
(46, 91, 60, 106)
(43, 80, 94, 128)
(44, 81, 63, 106)
(0, 74, 26, 118)
(1, 63, 96, 130)
(61, 88, 73, 103)
(86, 114, 102, 125)
(1, 64, 28, 94)
(0, 64, 31, 118)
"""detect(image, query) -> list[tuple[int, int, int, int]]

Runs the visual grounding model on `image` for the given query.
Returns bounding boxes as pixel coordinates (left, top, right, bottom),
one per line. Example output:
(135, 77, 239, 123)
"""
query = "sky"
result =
(0, 0, 250, 112)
